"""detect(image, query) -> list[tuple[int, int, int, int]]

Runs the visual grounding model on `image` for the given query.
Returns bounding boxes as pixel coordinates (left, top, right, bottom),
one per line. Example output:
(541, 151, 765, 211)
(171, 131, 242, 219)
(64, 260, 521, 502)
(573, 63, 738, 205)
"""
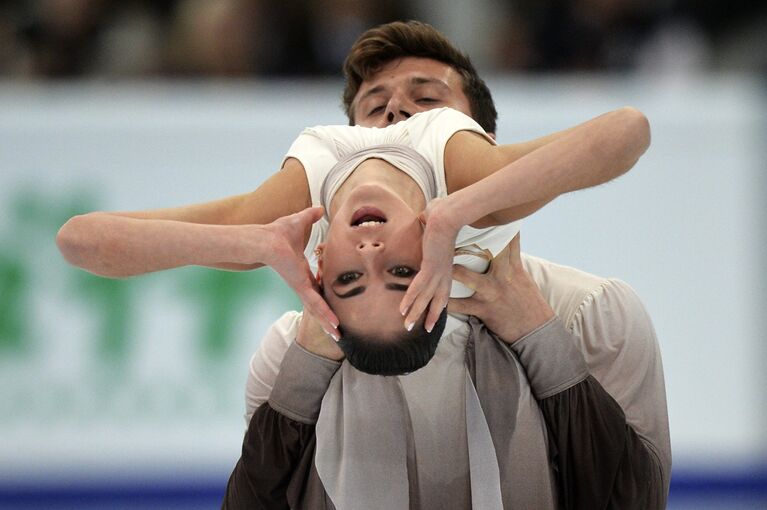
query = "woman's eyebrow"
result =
(332, 283, 408, 300)
(333, 286, 366, 299)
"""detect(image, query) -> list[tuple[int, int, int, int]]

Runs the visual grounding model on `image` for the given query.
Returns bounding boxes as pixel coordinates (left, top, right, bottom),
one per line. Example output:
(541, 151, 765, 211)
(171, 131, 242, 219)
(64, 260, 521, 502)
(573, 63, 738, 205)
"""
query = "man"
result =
(227, 235, 668, 509)
(230, 20, 670, 509)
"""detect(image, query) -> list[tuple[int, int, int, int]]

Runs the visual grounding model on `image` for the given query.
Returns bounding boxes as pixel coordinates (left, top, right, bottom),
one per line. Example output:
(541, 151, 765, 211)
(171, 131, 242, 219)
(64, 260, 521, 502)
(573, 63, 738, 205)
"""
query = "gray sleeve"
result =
(245, 311, 301, 426)
(509, 317, 667, 509)
(568, 279, 672, 498)
(509, 316, 590, 399)
(268, 341, 342, 424)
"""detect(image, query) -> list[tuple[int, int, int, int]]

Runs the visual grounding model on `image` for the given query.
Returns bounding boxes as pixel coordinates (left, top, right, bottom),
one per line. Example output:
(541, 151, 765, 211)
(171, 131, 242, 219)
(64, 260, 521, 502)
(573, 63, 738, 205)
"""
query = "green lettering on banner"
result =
(0, 254, 27, 353)
(74, 273, 135, 360)
(180, 267, 300, 359)
(1, 185, 306, 425)
(0, 188, 93, 355)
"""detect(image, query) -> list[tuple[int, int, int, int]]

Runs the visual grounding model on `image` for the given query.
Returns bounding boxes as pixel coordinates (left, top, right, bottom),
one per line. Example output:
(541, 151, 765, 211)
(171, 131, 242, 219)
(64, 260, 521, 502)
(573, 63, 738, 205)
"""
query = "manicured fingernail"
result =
(323, 328, 340, 342)
(426, 324, 433, 333)
(405, 322, 414, 331)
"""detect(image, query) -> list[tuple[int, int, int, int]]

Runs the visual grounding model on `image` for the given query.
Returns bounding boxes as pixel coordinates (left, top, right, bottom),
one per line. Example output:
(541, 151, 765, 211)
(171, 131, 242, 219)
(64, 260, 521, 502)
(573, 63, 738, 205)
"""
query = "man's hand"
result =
(400, 198, 461, 332)
(261, 207, 340, 339)
(448, 234, 555, 343)
(297, 310, 345, 361)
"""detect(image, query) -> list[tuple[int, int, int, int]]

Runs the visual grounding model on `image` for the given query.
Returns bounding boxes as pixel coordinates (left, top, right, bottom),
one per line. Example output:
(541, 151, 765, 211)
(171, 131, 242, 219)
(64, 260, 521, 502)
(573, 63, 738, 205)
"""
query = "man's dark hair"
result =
(342, 20, 498, 133)
(336, 308, 449, 376)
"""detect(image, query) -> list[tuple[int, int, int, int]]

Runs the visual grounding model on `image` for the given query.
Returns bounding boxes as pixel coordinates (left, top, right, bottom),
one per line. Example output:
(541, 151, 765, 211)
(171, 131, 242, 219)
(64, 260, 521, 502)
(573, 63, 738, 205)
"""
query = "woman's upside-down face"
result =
(320, 181, 425, 340)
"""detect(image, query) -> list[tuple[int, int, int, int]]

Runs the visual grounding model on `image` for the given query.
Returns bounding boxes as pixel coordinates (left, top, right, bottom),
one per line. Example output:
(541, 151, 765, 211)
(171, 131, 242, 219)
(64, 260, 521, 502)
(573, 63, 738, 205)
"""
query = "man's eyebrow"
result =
(332, 283, 408, 299)
(357, 85, 387, 104)
(410, 76, 448, 89)
(357, 77, 448, 104)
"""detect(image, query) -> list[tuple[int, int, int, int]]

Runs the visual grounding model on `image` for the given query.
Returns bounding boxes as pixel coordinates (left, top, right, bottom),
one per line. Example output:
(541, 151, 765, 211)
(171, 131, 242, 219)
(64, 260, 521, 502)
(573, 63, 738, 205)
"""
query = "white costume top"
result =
(285, 106, 520, 297)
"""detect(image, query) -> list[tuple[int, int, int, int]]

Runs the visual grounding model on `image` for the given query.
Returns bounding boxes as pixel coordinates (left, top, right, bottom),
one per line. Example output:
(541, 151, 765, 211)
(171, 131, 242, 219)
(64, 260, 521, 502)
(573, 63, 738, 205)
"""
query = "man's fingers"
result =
(447, 296, 476, 316)
(487, 232, 521, 276)
(451, 264, 485, 291)
(507, 232, 521, 262)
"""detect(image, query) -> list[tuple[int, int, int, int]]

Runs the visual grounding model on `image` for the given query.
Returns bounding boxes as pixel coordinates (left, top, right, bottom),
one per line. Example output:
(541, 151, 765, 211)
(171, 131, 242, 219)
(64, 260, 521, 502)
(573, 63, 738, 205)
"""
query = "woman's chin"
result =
(345, 183, 399, 202)
(332, 184, 413, 222)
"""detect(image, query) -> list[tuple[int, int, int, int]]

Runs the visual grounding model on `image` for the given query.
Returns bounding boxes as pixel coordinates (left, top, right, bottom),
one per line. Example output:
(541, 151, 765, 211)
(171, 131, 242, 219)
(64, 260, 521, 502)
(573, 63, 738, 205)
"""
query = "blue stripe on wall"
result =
(0, 480, 224, 507)
(0, 467, 765, 506)
(669, 466, 767, 497)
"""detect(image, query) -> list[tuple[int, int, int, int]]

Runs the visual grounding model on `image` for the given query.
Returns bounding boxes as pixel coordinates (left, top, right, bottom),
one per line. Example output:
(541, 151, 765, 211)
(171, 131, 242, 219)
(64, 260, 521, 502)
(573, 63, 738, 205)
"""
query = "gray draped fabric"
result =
(314, 317, 558, 510)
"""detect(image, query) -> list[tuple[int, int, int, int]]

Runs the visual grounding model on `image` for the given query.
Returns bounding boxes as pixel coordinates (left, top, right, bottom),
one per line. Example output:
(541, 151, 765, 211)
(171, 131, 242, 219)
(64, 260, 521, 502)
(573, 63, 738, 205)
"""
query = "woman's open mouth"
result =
(350, 206, 387, 227)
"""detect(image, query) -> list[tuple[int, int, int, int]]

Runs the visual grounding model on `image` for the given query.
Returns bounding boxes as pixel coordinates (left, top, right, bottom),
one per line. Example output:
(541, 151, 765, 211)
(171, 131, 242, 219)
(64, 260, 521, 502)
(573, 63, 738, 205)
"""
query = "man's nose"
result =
(384, 96, 412, 125)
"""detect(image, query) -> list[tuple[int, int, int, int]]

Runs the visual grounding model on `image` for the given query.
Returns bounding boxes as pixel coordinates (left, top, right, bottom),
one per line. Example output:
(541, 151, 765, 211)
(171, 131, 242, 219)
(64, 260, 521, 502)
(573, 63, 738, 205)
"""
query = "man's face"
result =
(352, 57, 473, 128)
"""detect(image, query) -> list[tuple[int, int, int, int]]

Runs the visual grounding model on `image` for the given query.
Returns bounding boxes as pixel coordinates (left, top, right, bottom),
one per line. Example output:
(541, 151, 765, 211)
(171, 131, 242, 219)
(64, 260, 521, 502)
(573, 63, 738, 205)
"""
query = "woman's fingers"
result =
(303, 206, 325, 224)
(290, 263, 339, 339)
(424, 283, 450, 332)
(293, 205, 324, 223)
(403, 276, 442, 332)
(300, 286, 340, 340)
(399, 276, 422, 316)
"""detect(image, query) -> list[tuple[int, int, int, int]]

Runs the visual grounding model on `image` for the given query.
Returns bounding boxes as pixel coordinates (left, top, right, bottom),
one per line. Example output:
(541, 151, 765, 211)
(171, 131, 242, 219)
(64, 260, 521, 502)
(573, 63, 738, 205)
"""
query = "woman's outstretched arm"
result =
(402, 106, 651, 330)
(56, 160, 340, 336)
(56, 158, 311, 277)
(445, 106, 650, 228)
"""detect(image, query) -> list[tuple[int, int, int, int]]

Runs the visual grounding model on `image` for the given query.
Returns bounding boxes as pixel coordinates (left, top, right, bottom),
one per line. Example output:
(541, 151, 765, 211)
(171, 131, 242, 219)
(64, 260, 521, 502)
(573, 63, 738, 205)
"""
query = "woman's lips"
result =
(350, 206, 387, 226)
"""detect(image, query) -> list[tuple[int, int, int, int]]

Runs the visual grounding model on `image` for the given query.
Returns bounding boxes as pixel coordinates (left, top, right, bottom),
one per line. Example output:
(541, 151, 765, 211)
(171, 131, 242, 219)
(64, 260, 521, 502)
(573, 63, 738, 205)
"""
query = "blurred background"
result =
(0, 0, 765, 508)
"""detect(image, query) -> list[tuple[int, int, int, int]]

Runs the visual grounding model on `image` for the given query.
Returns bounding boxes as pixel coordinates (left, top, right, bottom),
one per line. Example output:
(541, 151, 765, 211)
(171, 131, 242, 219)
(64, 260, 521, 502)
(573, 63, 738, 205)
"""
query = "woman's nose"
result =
(357, 241, 384, 252)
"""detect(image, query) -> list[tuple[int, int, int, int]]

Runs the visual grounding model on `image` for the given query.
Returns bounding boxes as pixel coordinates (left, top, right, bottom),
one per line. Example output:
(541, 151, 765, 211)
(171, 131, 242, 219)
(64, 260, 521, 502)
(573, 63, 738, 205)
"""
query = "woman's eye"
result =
(390, 266, 416, 278)
(417, 98, 437, 104)
(369, 105, 384, 115)
(337, 272, 361, 285)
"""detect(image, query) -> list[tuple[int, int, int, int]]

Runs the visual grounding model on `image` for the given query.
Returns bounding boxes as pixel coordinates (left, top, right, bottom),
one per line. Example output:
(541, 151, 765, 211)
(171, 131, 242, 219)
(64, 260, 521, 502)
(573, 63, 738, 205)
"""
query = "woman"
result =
(57, 105, 650, 375)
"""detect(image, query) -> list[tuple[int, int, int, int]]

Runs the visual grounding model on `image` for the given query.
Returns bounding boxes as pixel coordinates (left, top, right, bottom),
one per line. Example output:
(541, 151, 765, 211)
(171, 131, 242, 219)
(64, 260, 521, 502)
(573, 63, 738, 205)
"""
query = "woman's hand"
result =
(261, 207, 340, 339)
(399, 198, 461, 333)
